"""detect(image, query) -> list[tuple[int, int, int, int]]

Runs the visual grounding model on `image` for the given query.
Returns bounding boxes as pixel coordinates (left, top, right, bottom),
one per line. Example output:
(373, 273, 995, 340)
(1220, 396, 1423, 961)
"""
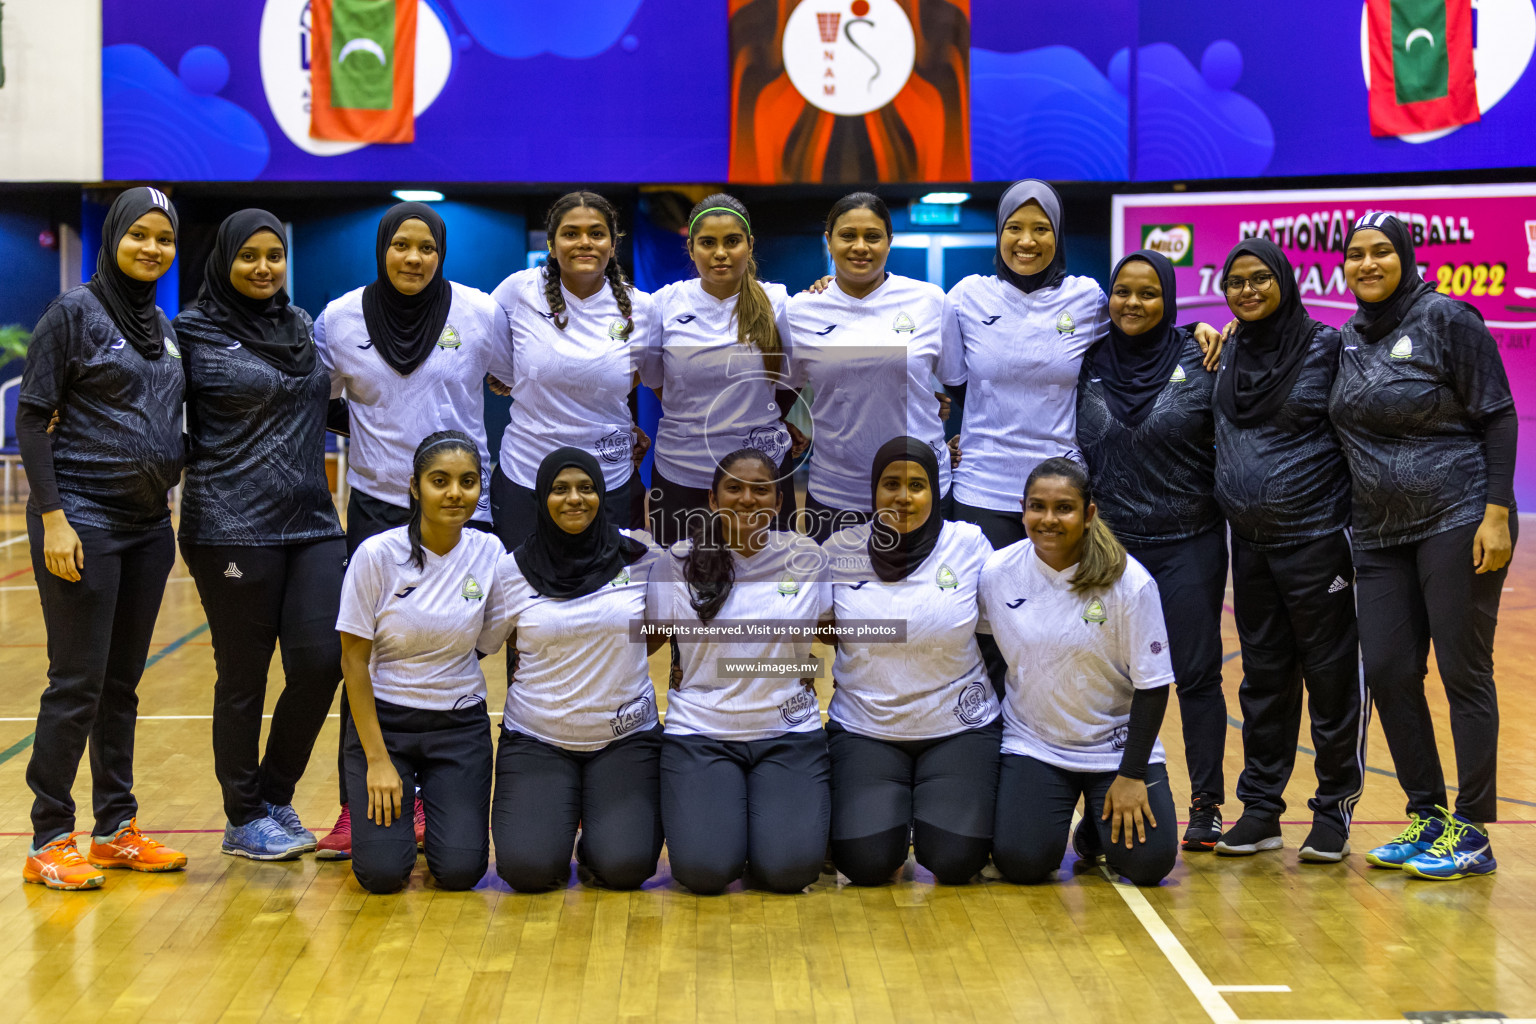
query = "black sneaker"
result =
(1298, 822, 1351, 863)
(1214, 816, 1283, 856)
(1182, 799, 1222, 852)
(1072, 815, 1104, 863)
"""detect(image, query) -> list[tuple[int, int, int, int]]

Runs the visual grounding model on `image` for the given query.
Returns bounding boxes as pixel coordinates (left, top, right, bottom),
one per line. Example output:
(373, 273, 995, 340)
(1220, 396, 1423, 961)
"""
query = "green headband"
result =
(689, 205, 751, 236)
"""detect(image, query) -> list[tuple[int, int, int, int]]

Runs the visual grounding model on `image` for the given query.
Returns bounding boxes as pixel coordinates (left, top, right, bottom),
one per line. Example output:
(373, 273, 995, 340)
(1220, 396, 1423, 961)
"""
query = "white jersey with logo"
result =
(336, 526, 506, 712)
(824, 521, 997, 741)
(786, 274, 961, 511)
(491, 267, 658, 491)
(944, 274, 1108, 512)
(484, 531, 663, 752)
(315, 282, 512, 522)
(641, 278, 795, 489)
(649, 531, 830, 741)
(976, 540, 1171, 772)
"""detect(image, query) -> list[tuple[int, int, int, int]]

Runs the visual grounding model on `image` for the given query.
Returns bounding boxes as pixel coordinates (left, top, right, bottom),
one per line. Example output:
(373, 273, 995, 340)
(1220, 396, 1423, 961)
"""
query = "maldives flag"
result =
(310, 0, 417, 144)
(1367, 0, 1479, 137)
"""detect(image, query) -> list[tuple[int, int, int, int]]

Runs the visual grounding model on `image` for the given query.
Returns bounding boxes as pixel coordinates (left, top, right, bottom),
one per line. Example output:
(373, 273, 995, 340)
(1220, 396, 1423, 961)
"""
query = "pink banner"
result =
(1114, 184, 1536, 508)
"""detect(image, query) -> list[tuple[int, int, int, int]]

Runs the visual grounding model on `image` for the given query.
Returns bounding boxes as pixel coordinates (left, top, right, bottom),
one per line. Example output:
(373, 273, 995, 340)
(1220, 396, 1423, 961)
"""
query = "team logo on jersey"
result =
(814, 324, 839, 336)
(608, 317, 630, 341)
(1006, 597, 1026, 609)
(746, 424, 789, 457)
(953, 680, 991, 726)
(1055, 311, 1077, 335)
(674, 314, 697, 324)
(437, 323, 461, 349)
(892, 311, 915, 334)
(110, 338, 127, 351)
(935, 563, 958, 590)
(453, 694, 487, 710)
(777, 572, 801, 597)
(778, 686, 820, 726)
(164, 337, 181, 359)
(1082, 597, 1106, 625)
(610, 692, 654, 737)
(596, 428, 632, 464)
(1391, 335, 1414, 359)
(980, 315, 1002, 325)
(1110, 723, 1129, 750)
(1169, 364, 1186, 383)
(610, 566, 631, 587)
(1150, 640, 1164, 655)
(461, 573, 484, 602)
(394, 586, 418, 599)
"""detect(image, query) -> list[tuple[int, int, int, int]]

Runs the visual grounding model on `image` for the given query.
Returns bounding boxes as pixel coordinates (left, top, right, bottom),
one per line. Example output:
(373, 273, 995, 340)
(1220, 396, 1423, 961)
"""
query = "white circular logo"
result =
(258, 0, 454, 158)
(782, 0, 916, 117)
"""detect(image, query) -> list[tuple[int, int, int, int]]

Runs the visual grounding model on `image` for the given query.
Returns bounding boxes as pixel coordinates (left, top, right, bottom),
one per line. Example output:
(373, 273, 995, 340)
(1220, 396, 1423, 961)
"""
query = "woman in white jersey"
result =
(981, 458, 1178, 887)
(486, 447, 665, 892)
(652, 448, 831, 894)
(337, 431, 504, 893)
(490, 192, 658, 549)
(822, 437, 1000, 885)
(786, 193, 960, 542)
(312, 202, 512, 859)
(643, 193, 800, 546)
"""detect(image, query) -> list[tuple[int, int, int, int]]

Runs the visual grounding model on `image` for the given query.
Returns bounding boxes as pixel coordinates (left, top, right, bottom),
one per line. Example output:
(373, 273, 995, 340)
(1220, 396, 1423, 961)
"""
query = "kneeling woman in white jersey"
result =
(652, 449, 831, 894)
(822, 437, 1000, 885)
(337, 431, 505, 893)
(981, 458, 1178, 887)
(786, 193, 960, 541)
(487, 447, 664, 892)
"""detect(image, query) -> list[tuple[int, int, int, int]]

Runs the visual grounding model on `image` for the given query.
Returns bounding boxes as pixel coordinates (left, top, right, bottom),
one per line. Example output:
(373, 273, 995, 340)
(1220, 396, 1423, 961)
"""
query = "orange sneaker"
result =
(23, 833, 106, 891)
(87, 819, 188, 872)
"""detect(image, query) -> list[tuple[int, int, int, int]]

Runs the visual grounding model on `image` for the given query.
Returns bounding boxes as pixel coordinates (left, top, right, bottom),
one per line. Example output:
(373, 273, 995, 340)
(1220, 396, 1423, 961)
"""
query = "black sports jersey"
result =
(175, 306, 343, 546)
(1213, 326, 1350, 549)
(1077, 331, 1219, 545)
(19, 286, 184, 531)
(1331, 290, 1515, 550)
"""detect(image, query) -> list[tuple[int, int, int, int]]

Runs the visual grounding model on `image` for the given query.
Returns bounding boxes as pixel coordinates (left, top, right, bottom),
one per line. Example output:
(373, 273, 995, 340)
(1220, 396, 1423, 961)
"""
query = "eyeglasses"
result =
(1223, 272, 1276, 294)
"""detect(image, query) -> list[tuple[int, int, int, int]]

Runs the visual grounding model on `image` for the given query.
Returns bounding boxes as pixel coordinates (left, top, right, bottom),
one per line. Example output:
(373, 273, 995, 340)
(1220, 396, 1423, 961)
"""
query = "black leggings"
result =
(343, 699, 492, 893)
(25, 517, 174, 846)
(183, 538, 346, 825)
(1230, 531, 1365, 832)
(1356, 518, 1517, 823)
(1127, 528, 1228, 805)
(993, 755, 1178, 887)
(827, 719, 1001, 885)
(660, 730, 831, 895)
(491, 725, 663, 892)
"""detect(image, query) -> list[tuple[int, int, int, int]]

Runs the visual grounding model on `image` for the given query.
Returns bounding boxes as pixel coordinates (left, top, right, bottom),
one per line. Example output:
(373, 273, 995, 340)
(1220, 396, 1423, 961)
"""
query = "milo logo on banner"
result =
(1141, 225, 1194, 266)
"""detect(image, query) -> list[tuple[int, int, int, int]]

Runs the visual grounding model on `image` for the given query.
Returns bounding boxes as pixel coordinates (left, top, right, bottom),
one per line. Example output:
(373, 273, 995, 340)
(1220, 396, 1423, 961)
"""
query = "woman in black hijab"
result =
(487, 447, 664, 892)
(1332, 214, 1517, 880)
(1209, 239, 1364, 866)
(174, 209, 348, 862)
(820, 437, 1000, 886)
(1076, 250, 1228, 852)
(310, 201, 514, 860)
(19, 187, 189, 889)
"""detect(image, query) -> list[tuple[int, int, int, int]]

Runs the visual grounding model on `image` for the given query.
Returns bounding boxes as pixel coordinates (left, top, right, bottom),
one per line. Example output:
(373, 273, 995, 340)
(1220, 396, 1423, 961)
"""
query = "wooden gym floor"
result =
(1, 506, 1534, 1024)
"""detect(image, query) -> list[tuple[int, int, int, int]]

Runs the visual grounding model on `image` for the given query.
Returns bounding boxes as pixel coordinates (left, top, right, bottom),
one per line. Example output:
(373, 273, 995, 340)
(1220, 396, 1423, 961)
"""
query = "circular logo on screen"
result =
(782, 0, 916, 116)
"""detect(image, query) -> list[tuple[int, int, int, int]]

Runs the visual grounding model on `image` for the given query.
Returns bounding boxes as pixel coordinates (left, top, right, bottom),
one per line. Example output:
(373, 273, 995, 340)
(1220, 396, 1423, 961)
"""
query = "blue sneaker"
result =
(223, 816, 308, 861)
(265, 803, 318, 851)
(1364, 812, 1444, 868)
(1402, 809, 1496, 880)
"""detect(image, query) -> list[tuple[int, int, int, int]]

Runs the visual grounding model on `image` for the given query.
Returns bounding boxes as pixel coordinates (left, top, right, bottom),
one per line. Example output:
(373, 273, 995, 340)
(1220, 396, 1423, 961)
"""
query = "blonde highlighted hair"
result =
(687, 193, 781, 376)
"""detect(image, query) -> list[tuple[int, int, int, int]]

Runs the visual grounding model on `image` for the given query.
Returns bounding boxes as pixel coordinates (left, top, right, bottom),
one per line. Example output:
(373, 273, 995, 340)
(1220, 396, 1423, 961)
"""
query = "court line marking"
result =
(1, 576, 195, 593)
(1213, 986, 1291, 993)
(1113, 880, 1239, 1023)
(0, 534, 26, 550)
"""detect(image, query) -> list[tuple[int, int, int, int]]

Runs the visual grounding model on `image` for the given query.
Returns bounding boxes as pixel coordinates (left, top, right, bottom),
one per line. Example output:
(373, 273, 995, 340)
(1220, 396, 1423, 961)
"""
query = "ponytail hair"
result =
(825, 191, 894, 238)
(542, 191, 633, 338)
(405, 429, 482, 571)
(1023, 457, 1127, 592)
(683, 447, 783, 622)
(687, 193, 782, 376)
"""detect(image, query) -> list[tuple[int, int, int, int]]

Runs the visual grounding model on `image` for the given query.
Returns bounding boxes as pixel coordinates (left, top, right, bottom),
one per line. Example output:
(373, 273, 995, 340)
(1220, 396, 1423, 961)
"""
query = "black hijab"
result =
(995, 179, 1066, 294)
(867, 436, 944, 583)
(194, 209, 314, 376)
(1344, 213, 1435, 344)
(361, 202, 453, 377)
(1092, 250, 1183, 427)
(513, 447, 646, 599)
(87, 186, 179, 359)
(1214, 239, 1322, 428)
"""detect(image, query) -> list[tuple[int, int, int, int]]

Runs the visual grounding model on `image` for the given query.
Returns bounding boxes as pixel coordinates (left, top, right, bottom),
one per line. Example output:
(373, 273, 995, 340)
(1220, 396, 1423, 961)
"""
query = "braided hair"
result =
(405, 430, 482, 571)
(542, 191, 633, 338)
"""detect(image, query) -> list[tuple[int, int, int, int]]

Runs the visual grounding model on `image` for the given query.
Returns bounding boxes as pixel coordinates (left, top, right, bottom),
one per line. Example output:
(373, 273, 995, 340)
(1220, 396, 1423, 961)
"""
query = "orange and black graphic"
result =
(729, 0, 970, 184)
